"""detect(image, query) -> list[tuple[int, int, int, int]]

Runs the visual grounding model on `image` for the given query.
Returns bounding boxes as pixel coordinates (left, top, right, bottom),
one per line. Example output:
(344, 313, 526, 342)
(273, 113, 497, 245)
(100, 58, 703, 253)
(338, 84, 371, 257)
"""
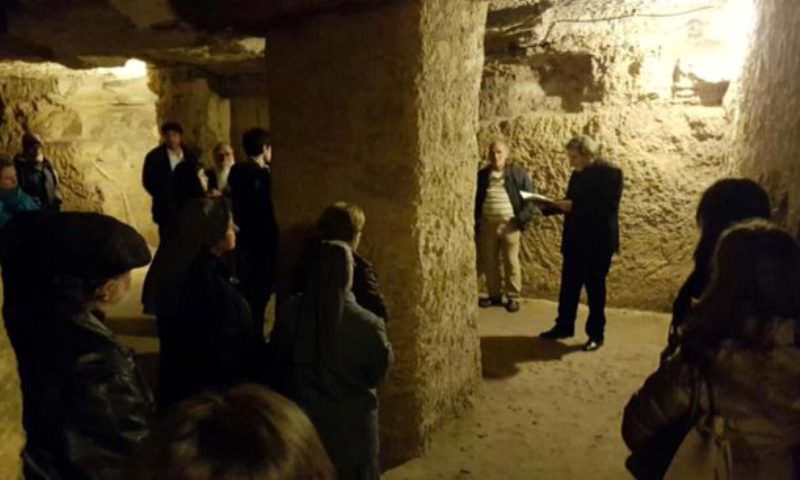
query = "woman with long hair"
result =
(271, 241, 392, 480)
(624, 220, 800, 479)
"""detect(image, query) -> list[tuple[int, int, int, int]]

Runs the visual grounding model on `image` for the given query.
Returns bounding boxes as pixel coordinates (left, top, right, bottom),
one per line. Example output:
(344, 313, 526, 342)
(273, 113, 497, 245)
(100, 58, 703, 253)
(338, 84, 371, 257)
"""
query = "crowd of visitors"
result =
(1, 122, 799, 479)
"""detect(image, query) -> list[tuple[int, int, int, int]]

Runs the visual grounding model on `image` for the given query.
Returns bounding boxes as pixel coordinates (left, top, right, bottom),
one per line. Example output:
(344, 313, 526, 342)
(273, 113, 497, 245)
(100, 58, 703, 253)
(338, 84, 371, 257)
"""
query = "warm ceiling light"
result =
(97, 58, 148, 79)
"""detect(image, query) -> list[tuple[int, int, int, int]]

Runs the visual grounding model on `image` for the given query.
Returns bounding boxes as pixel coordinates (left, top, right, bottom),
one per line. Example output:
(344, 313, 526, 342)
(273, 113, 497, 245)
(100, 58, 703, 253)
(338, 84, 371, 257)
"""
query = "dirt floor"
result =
(384, 299, 670, 480)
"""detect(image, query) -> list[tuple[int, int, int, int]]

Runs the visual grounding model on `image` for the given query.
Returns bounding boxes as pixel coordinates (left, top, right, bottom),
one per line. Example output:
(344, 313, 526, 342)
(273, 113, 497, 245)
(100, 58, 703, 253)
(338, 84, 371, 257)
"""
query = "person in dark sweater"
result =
(0, 156, 39, 228)
(142, 122, 199, 241)
(160, 198, 264, 409)
(474, 140, 536, 313)
(539, 135, 623, 352)
(228, 128, 279, 332)
(662, 178, 771, 363)
(14, 132, 62, 212)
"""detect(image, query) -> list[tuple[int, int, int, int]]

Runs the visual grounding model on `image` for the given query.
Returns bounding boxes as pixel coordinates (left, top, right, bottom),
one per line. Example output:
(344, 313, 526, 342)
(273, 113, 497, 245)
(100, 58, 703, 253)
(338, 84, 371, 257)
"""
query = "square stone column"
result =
(267, 0, 487, 465)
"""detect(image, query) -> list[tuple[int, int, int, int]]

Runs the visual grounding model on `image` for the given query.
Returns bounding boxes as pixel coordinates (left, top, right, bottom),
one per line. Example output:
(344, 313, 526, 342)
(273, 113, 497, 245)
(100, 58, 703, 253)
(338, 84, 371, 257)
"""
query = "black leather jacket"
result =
(6, 306, 154, 480)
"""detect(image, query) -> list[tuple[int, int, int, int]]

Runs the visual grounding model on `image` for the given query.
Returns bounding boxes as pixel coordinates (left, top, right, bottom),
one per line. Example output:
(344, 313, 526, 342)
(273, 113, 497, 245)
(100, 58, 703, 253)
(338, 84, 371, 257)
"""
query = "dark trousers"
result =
(237, 242, 274, 334)
(555, 250, 613, 341)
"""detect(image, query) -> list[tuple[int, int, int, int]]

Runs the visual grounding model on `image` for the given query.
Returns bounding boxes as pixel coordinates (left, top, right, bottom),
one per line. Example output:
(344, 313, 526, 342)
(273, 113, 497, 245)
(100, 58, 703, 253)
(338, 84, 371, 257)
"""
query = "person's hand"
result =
(497, 222, 517, 236)
(552, 200, 573, 213)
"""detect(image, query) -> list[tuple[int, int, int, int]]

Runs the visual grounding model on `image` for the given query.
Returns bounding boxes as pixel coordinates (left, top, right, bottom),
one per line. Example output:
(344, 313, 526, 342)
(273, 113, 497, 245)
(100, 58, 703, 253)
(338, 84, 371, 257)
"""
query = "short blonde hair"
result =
(566, 135, 599, 157)
(317, 202, 366, 244)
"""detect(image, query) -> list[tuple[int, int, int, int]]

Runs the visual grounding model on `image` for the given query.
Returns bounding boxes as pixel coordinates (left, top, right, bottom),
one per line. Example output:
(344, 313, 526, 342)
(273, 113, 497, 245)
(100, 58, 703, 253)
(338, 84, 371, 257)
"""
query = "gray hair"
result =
(566, 135, 599, 157)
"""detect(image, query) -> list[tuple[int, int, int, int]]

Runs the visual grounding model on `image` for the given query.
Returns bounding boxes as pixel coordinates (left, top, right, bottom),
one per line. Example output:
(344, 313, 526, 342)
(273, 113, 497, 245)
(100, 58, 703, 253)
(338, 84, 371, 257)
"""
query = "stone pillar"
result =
(737, 0, 800, 235)
(216, 74, 271, 160)
(267, 0, 487, 466)
(149, 66, 231, 167)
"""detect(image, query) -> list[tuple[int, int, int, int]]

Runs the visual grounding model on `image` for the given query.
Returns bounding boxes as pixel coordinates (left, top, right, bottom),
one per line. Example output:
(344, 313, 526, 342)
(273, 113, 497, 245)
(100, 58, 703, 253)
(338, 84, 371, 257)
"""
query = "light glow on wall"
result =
(96, 58, 148, 80)
(680, 0, 756, 83)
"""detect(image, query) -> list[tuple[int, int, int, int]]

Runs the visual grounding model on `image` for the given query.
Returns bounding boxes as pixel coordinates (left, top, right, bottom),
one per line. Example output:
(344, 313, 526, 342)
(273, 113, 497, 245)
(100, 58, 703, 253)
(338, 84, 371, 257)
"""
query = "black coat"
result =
(475, 164, 536, 230)
(14, 156, 61, 212)
(141, 145, 198, 228)
(6, 307, 153, 480)
(560, 159, 623, 256)
(228, 159, 278, 247)
(160, 251, 264, 407)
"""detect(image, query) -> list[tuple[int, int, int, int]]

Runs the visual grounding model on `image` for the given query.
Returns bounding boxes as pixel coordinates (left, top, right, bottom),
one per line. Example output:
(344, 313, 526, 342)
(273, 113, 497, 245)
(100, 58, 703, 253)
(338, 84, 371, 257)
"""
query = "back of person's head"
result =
(161, 122, 184, 136)
(301, 241, 353, 366)
(173, 161, 207, 208)
(21, 132, 42, 152)
(695, 178, 771, 263)
(317, 202, 366, 246)
(198, 198, 233, 251)
(242, 128, 271, 157)
(143, 385, 334, 480)
(684, 220, 800, 357)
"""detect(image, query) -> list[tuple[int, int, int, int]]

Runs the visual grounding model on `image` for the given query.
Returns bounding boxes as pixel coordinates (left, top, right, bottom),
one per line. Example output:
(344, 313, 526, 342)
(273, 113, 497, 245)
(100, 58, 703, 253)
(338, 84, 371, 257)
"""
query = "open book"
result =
(520, 191, 554, 203)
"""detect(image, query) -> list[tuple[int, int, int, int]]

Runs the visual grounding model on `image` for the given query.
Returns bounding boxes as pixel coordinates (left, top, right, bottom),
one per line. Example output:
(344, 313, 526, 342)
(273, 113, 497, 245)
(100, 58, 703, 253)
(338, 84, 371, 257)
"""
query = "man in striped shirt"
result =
(475, 140, 535, 313)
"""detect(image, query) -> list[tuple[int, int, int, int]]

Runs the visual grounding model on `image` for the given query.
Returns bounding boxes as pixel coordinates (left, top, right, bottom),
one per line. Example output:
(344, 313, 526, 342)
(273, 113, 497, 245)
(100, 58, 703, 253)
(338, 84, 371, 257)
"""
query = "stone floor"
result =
(384, 299, 669, 480)
(2, 269, 670, 479)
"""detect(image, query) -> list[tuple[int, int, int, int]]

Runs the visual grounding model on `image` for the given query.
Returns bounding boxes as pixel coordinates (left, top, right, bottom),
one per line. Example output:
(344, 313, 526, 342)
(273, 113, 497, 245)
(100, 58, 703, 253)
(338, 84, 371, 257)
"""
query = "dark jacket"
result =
(14, 156, 61, 212)
(161, 251, 264, 407)
(228, 159, 278, 247)
(271, 292, 392, 472)
(206, 168, 230, 195)
(623, 319, 800, 479)
(560, 159, 623, 256)
(475, 164, 536, 230)
(141, 145, 197, 228)
(6, 307, 153, 480)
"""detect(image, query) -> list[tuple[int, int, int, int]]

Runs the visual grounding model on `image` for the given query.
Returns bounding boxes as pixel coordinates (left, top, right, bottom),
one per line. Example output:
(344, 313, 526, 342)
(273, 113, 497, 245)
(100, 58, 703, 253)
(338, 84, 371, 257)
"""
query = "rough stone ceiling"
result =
(1, 0, 397, 74)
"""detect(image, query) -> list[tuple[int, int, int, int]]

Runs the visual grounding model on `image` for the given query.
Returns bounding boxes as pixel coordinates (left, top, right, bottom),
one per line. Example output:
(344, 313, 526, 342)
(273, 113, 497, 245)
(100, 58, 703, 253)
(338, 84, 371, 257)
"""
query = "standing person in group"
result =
(14, 132, 62, 212)
(142, 122, 198, 241)
(161, 198, 264, 408)
(228, 128, 279, 331)
(664, 178, 771, 361)
(474, 139, 536, 313)
(206, 142, 235, 196)
(303, 202, 389, 321)
(539, 135, 623, 352)
(0, 156, 39, 228)
(270, 241, 392, 480)
(0, 211, 154, 479)
(623, 220, 800, 479)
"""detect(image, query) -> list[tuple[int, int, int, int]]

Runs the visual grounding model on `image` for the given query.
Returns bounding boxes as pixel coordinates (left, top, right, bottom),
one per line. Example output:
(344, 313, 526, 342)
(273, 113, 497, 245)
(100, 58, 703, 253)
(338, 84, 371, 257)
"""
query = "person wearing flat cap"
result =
(0, 211, 154, 480)
(159, 198, 264, 408)
(13, 132, 62, 212)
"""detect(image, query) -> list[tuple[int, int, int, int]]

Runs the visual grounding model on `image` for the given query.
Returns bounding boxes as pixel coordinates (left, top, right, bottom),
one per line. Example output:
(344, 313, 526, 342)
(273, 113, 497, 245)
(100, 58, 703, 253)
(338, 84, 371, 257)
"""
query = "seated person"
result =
(139, 384, 334, 480)
(0, 156, 38, 228)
